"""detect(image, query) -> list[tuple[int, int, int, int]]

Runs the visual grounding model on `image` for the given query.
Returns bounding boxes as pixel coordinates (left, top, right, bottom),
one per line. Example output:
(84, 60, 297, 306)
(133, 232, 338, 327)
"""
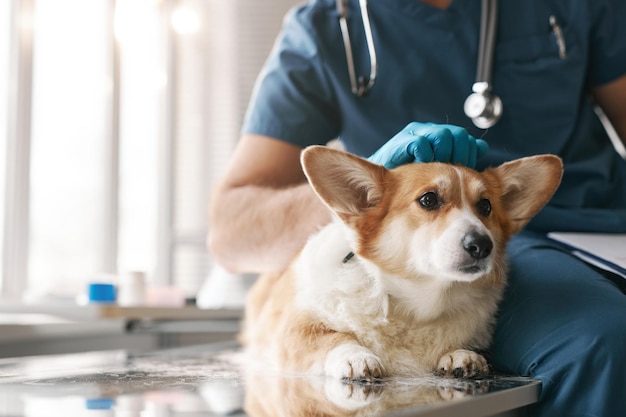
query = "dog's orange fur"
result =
(242, 146, 563, 382)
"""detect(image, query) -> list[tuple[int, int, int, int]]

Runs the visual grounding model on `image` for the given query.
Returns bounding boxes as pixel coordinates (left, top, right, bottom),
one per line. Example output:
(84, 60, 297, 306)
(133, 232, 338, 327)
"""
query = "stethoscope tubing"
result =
(477, 0, 498, 85)
(337, 0, 502, 127)
(336, 0, 377, 96)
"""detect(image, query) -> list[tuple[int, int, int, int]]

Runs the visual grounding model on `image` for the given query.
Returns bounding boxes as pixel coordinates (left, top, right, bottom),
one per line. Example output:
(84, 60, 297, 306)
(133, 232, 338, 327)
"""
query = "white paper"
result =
(547, 232, 626, 278)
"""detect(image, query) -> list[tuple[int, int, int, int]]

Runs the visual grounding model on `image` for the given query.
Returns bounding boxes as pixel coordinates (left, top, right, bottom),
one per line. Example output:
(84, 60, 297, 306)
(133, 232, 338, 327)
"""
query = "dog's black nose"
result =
(462, 232, 493, 259)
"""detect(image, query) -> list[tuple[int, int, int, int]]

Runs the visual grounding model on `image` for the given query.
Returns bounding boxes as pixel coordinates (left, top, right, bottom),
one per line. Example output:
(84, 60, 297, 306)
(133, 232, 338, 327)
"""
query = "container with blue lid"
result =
(87, 283, 116, 304)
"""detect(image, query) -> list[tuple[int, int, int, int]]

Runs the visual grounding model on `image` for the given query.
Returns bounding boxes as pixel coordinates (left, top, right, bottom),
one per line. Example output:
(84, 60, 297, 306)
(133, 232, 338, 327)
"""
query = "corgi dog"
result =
(242, 146, 563, 381)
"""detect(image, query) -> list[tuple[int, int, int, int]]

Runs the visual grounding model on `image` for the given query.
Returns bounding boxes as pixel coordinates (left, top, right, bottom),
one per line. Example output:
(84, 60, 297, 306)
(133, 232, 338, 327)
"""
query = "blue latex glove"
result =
(368, 122, 489, 169)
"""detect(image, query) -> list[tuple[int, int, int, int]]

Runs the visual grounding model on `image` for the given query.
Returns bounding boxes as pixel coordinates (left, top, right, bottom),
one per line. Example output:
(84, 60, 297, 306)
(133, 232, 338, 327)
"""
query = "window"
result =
(0, 0, 9, 290)
(116, 0, 163, 287)
(28, 0, 111, 298)
(1, 0, 299, 302)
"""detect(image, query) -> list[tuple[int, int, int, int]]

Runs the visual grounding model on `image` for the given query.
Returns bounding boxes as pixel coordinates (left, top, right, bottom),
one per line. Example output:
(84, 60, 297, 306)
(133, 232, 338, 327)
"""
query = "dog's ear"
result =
(301, 146, 386, 221)
(490, 154, 563, 234)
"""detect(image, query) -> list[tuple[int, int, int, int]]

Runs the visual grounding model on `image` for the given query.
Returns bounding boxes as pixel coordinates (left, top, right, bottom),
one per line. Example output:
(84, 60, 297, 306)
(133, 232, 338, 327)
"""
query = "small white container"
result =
(117, 271, 146, 307)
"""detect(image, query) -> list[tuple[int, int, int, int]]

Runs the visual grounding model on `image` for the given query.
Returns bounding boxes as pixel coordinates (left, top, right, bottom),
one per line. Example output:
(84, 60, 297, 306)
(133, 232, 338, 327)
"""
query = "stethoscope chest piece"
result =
(464, 0, 502, 129)
(463, 81, 502, 129)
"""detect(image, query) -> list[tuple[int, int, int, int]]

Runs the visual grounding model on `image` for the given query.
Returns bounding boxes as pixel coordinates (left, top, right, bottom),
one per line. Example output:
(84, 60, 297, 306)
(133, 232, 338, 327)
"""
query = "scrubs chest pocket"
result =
(493, 24, 585, 125)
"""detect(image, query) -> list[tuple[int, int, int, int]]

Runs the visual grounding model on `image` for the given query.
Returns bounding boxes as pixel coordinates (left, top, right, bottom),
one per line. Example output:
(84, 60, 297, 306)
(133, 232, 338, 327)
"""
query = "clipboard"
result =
(547, 232, 626, 279)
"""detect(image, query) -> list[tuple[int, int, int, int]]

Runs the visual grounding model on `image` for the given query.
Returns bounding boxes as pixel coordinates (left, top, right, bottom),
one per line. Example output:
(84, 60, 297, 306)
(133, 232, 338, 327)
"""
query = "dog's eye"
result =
(477, 198, 492, 216)
(418, 192, 440, 210)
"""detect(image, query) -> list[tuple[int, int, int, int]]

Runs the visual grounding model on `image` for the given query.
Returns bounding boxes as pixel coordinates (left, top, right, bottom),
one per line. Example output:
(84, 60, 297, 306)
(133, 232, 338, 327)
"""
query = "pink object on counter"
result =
(145, 285, 186, 307)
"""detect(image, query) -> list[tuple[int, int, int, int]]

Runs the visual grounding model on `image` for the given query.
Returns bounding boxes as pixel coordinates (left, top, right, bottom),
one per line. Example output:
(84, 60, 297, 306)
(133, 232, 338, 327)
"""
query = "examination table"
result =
(0, 341, 539, 417)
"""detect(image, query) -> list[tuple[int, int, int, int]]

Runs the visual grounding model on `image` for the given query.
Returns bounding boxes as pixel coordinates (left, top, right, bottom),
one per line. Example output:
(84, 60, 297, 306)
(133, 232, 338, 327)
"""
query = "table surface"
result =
(0, 342, 540, 417)
(0, 303, 243, 321)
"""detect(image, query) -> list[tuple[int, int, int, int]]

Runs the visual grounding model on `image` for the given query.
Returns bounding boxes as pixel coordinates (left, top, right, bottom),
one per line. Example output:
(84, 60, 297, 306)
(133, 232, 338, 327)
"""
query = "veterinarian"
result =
(208, 0, 626, 416)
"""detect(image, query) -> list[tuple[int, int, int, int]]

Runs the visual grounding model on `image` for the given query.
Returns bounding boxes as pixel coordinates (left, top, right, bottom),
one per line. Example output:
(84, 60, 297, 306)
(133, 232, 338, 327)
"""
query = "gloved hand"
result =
(368, 122, 489, 169)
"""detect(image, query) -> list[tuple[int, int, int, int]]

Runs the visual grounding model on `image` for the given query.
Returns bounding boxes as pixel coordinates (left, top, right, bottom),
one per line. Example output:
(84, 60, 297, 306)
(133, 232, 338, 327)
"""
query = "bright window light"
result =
(1, 0, 300, 301)
(0, 0, 9, 291)
(117, 0, 161, 279)
(28, 0, 109, 298)
(171, 6, 201, 35)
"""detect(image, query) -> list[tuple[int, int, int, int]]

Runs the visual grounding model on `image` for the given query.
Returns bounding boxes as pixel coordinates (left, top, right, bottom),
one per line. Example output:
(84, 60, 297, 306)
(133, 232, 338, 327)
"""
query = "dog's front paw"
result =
(325, 343, 384, 382)
(437, 349, 489, 378)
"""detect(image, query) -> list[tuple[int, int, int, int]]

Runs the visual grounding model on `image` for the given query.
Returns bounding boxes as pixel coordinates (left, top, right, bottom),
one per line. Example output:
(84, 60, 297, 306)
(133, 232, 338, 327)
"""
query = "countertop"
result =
(0, 305, 243, 358)
(0, 342, 540, 417)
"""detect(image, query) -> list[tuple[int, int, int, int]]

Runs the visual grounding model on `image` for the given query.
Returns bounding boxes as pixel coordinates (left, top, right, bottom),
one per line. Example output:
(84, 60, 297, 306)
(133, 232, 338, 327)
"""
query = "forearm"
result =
(208, 181, 332, 274)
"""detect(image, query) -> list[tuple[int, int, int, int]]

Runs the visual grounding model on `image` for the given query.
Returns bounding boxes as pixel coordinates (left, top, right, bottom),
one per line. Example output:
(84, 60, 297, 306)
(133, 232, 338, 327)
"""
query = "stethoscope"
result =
(336, 0, 503, 129)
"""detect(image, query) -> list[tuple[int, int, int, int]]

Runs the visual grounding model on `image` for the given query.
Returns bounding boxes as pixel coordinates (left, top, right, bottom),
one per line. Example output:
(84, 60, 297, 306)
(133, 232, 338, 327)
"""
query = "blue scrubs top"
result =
(243, 0, 626, 233)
